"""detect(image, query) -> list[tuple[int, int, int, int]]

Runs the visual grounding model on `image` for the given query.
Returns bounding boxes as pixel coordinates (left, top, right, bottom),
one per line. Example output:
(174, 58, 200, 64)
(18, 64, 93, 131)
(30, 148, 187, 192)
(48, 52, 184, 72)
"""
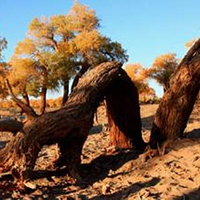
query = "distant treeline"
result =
(0, 97, 62, 111)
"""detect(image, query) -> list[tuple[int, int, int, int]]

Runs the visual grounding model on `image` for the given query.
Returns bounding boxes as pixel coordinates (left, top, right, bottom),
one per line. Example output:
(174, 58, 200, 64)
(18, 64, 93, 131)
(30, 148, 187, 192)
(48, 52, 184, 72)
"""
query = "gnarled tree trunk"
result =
(106, 70, 145, 150)
(1, 62, 143, 183)
(150, 38, 200, 149)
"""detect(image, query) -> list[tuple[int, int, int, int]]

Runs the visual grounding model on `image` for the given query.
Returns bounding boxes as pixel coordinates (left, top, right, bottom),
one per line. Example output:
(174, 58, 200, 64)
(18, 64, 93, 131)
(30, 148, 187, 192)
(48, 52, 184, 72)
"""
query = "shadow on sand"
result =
(174, 187, 200, 200)
(81, 149, 142, 185)
(184, 128, 200, 139)
(0, 149, 143, 199)
(141, 115, 154, 131)
(89, 177, 160, 200)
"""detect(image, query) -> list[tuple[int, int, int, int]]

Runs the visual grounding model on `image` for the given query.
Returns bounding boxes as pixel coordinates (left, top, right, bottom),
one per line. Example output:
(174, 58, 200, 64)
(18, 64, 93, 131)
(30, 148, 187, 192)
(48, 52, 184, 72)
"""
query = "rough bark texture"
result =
(106, 70, 145, 150)
(1, 62, 142, 182)
(150, 39, 200, 149)
(0, 133, 24, 172)
(39, 86, 47, 114)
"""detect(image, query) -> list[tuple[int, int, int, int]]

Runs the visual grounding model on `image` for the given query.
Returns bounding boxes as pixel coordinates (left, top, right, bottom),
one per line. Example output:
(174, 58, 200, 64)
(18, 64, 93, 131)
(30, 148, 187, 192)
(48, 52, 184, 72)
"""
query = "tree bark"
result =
(61, 80, 69, 106)
(39, 86, 47, 114)
(1, 62, 133, 182)
(150, 38, 200, 149)
(106, 70, 145, 150)
(39, 65, 48, 115)
(71, 62, 90, 91)
(20, 90, 30, 115)
(22, 90, 30, 107)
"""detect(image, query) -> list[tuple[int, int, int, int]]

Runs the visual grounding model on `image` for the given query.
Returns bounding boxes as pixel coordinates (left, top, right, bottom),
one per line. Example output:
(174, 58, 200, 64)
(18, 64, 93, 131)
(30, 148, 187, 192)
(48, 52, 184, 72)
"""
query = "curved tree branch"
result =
(6, 79, 38, 119)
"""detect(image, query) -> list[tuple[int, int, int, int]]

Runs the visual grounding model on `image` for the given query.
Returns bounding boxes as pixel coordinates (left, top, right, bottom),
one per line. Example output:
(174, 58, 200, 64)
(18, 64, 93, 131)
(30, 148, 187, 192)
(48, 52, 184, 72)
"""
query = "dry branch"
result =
(6, 79, 38, 119)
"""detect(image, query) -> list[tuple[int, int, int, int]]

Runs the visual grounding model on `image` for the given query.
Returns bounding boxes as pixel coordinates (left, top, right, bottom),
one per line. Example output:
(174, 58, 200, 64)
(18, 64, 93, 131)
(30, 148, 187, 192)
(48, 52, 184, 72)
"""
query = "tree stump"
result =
(106, 70, 145, 150)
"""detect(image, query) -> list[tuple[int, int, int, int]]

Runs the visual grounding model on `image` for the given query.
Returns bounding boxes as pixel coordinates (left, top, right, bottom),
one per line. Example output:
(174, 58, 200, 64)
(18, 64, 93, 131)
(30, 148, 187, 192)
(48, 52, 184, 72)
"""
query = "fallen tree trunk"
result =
(0, 61, 143, 182)
(150, 38, 200, 149)
(0, 119, 23, 135)
(106, 70, 145, 150)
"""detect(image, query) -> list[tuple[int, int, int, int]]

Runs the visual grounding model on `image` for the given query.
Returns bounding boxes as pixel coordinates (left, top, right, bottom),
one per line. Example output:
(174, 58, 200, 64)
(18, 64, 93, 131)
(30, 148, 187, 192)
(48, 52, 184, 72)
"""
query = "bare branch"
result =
(6, 79, 38, 119)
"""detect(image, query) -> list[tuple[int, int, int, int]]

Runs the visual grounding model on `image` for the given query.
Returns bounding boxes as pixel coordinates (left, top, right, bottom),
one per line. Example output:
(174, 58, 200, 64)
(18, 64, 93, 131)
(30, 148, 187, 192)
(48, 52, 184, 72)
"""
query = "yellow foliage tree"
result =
(147, 53, 178, 92)
(125, 63, 156, 102)
(9, 2, 128, 114)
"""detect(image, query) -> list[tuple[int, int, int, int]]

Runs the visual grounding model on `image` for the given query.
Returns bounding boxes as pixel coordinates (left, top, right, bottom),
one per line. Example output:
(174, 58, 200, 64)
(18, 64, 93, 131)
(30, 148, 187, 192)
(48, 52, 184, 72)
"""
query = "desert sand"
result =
(0, 104, 200, 199)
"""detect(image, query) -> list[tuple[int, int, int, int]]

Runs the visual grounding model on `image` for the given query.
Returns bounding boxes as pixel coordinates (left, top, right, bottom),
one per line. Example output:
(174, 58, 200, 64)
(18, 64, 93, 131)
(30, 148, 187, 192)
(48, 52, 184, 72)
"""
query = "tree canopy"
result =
(146, 53, 179, 92)
(8, 2, 128, 113)
(125, 63, 156, 101)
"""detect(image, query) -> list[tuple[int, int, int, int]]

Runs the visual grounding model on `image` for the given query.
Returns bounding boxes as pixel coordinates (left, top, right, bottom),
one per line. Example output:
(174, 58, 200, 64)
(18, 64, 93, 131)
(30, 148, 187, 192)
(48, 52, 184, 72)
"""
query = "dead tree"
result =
(150, 38, 200, 149)
(0, 61, 144, 183)
(0, 119, 23, 135)
(106, 70, 145, 150)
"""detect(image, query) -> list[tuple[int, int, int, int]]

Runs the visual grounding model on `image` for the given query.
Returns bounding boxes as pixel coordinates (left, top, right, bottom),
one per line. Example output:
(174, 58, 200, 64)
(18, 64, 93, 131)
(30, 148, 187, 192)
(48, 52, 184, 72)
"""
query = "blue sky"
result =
(1, 0, 200, 97)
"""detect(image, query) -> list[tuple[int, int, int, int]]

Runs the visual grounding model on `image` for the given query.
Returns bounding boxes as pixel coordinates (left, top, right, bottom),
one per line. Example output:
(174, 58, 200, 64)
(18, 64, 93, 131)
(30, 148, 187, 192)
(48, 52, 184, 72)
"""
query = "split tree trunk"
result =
(106, 70, 145, 150)
(2, 62, 143, 182)
(150, 38, 200, 149)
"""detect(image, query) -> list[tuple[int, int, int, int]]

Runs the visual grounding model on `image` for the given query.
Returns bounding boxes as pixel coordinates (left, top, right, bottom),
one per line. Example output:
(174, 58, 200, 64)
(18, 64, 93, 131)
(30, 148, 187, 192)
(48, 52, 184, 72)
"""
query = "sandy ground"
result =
(1, 104, 200, 199)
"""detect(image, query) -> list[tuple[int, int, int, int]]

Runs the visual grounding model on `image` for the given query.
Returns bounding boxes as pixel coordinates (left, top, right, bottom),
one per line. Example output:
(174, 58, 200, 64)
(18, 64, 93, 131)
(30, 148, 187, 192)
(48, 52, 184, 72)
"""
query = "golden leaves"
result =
(66, 1, 99, 32)
(125, 63, 147, 83)
(152, 53, 177, 71)
(8, 1, 127, 100)
(72, 30, 103, 53)
(124, 63, 156, 99)
(14, 38, 36, 55)
(147, 53, 178, 89)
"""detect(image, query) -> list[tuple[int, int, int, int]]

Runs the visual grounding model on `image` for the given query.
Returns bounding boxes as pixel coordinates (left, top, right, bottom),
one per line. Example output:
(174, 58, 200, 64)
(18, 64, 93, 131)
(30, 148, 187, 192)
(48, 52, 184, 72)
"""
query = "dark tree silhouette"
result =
(106, 70, 145, 150)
